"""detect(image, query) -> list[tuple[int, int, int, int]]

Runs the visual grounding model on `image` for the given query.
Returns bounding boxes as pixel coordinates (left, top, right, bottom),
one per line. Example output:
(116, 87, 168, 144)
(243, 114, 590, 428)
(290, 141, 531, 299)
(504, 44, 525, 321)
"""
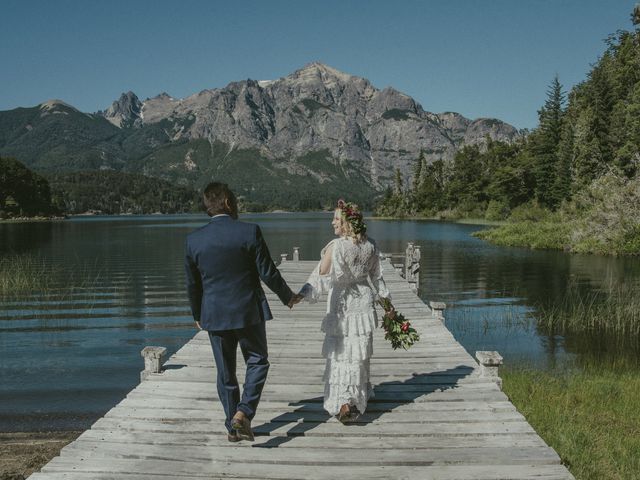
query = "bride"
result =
(300, 200, 391, 422)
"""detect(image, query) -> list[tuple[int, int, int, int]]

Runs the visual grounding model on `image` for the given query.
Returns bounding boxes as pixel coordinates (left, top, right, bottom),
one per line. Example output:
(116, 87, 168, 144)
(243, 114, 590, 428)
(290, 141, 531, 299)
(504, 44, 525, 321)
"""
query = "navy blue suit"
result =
(185, 215, 293, 432)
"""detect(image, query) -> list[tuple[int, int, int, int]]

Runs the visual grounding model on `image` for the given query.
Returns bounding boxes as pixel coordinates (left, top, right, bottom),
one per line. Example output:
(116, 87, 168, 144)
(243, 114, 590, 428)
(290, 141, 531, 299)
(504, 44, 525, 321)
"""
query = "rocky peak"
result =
(39, 99, 77, 111)
(293, 62, 353, 82)
(103, 91, 142, 128)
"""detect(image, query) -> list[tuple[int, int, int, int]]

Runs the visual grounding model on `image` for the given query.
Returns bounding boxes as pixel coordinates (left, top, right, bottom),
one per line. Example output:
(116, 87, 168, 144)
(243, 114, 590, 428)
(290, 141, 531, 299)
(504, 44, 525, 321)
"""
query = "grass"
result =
(0, 254, 54, 296)
(472, 220, 572, 250)
(502, 365, 640, 480)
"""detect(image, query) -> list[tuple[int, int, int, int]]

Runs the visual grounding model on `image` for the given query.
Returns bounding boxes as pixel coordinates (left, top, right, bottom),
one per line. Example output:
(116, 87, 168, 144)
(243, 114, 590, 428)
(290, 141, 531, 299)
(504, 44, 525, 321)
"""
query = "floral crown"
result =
(337, 199, 366, 236)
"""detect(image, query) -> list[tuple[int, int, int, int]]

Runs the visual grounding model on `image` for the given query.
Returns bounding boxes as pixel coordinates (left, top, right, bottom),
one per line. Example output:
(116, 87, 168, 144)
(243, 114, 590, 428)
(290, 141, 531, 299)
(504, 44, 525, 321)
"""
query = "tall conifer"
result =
(412, 151, 424, 193)
(533, 76, 565, 208)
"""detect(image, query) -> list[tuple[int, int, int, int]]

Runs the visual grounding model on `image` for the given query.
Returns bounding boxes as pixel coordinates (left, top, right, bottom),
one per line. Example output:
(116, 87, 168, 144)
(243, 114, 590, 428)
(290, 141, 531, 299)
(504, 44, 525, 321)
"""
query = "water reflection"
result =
(0, 222, 55, 254)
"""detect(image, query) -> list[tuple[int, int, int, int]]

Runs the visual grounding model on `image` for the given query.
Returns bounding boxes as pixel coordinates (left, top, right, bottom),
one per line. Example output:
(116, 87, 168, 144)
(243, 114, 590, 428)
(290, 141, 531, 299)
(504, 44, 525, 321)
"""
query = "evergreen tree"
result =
(533, 75, 565, 208)
(588, 61, 615, 166)
(613, 81, 640, 177)
(394, 168, 404, 195)
(417, 159, 447, 214)
(446, 145, 486, 211)
(412, 151, 424, 194)
(553, 120, 574, 204)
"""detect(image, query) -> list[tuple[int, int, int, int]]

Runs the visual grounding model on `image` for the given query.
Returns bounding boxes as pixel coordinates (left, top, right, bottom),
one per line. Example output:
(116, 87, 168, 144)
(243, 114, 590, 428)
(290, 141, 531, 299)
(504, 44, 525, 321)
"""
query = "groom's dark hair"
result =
(203, 182, 238, 218)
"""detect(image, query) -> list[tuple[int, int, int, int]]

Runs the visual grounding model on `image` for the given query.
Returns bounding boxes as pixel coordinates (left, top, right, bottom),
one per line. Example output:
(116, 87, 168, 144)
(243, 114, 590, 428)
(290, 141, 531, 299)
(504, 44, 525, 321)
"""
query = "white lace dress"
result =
(300, 236, 390, 416)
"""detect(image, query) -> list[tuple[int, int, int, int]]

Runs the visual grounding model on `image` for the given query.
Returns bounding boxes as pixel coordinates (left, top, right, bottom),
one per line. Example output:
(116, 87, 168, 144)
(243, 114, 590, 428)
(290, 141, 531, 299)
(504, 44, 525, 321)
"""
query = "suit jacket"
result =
(185, 215, 293, 331)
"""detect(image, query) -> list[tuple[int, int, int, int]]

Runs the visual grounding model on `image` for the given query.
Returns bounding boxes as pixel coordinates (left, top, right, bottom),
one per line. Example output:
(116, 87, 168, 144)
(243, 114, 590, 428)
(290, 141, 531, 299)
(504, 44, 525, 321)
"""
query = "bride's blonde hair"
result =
(335, 199, 367, 244)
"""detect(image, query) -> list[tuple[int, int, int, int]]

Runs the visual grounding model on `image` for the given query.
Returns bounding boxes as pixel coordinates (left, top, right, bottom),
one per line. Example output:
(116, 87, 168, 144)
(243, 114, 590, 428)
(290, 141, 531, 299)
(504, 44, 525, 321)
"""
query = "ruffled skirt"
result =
(321, 306, 377, 416)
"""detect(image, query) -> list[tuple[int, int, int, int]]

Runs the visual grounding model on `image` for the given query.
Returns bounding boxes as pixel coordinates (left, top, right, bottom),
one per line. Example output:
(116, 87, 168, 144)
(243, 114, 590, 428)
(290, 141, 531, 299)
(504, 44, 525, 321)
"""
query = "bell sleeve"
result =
(369, 246, 391, 302)
(299, 239, 338, 303)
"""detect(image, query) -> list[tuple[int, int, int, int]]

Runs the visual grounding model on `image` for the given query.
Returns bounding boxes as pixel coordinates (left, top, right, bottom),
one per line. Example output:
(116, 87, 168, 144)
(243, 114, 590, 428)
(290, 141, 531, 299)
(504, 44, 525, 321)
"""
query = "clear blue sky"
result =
(1, 0, 637, 129)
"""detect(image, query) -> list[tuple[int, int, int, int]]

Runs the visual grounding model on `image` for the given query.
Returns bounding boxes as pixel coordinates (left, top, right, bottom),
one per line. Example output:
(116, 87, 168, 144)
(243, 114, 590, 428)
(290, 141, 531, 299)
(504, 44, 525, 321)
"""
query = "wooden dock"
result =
(29, 260, 574, 479)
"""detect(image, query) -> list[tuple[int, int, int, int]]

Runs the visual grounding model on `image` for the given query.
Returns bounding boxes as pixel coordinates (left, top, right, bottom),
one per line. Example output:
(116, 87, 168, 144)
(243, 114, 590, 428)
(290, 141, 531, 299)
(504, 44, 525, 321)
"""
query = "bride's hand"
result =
(288, 293, 304, 308)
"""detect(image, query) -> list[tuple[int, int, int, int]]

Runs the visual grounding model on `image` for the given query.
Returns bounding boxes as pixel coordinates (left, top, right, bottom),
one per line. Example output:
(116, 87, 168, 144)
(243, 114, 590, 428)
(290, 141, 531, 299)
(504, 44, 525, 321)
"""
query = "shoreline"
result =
(369, 215, 506, 226)
(0, 431, 81, 479)
(0, 216, 66, 224)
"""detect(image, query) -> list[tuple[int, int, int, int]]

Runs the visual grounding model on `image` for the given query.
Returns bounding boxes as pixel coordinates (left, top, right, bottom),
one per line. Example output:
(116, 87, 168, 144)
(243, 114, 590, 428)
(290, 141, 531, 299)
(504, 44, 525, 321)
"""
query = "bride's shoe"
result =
(337, 403, 351, 423)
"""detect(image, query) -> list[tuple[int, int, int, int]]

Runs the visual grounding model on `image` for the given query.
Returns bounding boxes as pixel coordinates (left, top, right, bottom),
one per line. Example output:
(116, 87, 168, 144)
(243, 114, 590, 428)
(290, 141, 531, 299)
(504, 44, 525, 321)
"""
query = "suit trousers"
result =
(208, 322, 270, 433)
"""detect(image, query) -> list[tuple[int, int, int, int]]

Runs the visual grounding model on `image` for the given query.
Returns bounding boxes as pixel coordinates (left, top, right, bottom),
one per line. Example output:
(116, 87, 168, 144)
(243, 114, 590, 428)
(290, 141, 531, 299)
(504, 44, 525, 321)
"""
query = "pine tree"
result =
(588, 61, 615, 166)
(553, 120, 574, 204)
(614, 82, 640, 177)
(420, 159, 447, 213)
(394, 168, 404, 195)
(533, 76, 565, 208)
(412, 151, 424, 194)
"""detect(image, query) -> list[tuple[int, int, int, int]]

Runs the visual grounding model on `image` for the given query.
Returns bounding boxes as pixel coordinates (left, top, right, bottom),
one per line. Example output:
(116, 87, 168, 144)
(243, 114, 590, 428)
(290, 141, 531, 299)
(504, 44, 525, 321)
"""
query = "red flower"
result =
(401, 322, 410, 332)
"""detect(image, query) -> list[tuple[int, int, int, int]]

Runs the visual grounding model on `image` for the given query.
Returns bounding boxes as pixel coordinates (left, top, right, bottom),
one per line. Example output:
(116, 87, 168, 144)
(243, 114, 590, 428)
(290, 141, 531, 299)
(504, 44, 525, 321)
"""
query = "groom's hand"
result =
(195, 321, 202, 330)
(288, 294, 304, 309)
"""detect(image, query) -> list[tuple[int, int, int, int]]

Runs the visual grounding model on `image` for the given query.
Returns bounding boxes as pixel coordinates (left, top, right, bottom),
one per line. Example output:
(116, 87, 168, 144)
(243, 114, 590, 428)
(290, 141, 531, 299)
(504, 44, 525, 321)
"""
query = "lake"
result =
(1, 213, 639, 431)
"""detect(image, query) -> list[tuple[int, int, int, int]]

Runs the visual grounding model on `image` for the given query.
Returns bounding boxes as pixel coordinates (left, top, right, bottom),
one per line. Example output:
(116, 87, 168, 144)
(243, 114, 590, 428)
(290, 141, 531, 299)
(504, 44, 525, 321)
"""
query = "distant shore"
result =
(0, 431, 81, 479)
(0, 216, 66, 224)
(369, 215, 505, 227)
(0, 212, 508, 229)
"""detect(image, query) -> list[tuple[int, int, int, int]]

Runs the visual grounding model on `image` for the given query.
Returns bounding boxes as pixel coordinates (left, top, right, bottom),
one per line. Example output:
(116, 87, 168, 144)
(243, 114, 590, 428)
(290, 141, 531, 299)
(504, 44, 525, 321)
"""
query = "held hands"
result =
(288, 293, 304, 309)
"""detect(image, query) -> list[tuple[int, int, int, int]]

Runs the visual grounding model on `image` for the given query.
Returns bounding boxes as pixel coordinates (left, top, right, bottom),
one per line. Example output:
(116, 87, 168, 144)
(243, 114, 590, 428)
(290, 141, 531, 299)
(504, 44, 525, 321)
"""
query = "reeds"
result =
(537, 284, 640, 341)
(0, 254, 113, 299)
(0, 254, 55, 296)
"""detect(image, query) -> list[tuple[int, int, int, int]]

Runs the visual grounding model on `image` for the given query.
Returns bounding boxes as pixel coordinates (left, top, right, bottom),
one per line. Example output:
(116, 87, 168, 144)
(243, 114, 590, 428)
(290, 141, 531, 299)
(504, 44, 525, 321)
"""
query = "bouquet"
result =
(378, 297, 420, 350)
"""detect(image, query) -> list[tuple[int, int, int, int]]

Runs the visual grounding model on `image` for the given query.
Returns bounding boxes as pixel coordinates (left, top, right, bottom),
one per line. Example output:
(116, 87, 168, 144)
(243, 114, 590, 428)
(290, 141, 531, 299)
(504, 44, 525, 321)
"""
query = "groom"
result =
(185, 182, 301, 442)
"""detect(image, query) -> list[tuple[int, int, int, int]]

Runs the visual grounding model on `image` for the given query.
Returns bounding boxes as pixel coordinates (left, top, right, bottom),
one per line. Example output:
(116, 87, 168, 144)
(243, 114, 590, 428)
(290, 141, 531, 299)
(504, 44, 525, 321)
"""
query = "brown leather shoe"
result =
(227, 431, 241, 442)
(231, 413, 255, 441)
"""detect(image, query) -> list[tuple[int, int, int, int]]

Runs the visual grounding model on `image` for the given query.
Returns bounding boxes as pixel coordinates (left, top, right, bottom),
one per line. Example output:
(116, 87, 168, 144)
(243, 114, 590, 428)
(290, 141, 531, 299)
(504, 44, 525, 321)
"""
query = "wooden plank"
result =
(88, 416, 538, 436)
(57, 441, 561, 466)
(69, 428, 550, 449)
(38, 458, 574, 479)
(109, 397, 520, 413)
(102, 407, 527, 424)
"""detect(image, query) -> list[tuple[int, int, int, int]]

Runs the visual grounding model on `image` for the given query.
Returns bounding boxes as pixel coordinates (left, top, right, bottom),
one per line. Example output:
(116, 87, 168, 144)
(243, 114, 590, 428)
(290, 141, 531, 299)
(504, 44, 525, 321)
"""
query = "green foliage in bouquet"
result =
(378, 297, 420, 350)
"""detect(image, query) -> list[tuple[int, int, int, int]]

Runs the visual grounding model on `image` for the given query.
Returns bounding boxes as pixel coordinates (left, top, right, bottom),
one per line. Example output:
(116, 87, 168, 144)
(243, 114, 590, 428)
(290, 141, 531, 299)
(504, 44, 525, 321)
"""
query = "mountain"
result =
(0, 63, 521, 208)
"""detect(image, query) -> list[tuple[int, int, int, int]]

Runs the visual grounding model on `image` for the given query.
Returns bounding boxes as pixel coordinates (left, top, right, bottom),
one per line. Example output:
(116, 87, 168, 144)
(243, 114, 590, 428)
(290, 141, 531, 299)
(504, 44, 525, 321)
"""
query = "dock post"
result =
(293, 247, 300, 262)
(280, 253, 288, 264)
(140, 346, 167, 382)
(429, 301, 446, 322)
(405, 243, 421, 293)
(475, 351, 504, 389)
